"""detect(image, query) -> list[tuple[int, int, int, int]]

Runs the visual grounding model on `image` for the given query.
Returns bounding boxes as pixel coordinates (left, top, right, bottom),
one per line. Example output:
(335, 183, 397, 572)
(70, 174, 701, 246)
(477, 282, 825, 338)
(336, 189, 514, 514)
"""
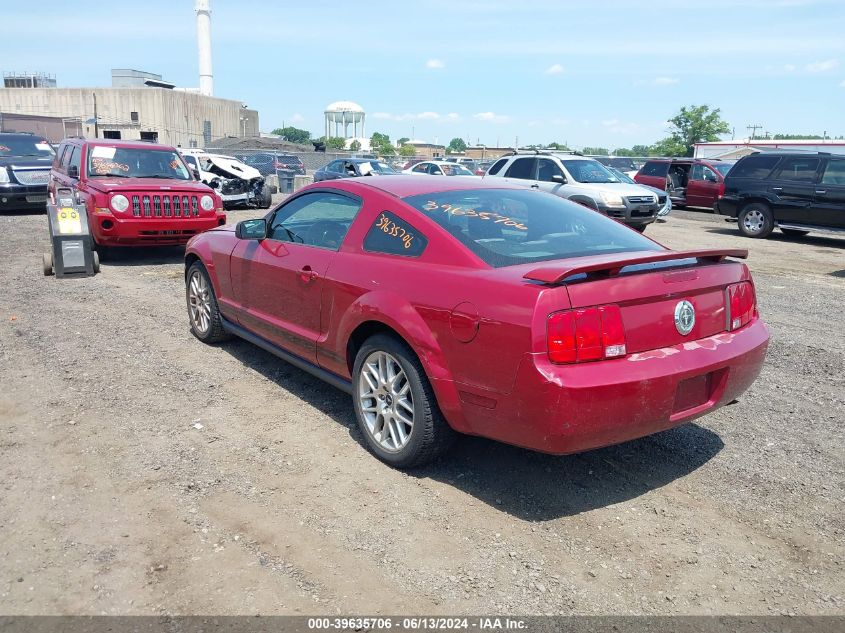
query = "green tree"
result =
(631, 145, 651, 156)
(349, 139, 362, 152)
(612, 148, 635, 156)
(271, 126, 311, 144)
(649, 137, 687, 157)
(397, 137, 410, 146)
(325, 136, 346, 150)
(546, 142, 570, 151)
(447, 137, 467, 153)
(370, 132, 395, 155)
(399, 144, 416, 157)
(666, 105, 730, 157)
(582, 147, 609, 155)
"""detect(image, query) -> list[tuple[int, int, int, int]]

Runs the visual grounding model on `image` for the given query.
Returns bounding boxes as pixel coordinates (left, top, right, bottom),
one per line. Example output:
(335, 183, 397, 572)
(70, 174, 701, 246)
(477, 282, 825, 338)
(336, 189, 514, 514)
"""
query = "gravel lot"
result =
(0, 201, 842, 616)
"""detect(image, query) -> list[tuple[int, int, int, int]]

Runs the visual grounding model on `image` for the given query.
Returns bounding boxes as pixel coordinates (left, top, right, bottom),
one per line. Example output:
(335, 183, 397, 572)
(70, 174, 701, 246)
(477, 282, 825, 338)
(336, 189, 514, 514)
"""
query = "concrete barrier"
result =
(294, 175, 313, 191)
(264, 174, 279, 194)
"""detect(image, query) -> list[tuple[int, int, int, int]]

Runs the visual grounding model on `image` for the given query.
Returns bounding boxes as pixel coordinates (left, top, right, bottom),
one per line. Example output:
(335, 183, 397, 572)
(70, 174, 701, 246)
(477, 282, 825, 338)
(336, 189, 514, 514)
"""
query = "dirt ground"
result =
(0, 202, 842, 616)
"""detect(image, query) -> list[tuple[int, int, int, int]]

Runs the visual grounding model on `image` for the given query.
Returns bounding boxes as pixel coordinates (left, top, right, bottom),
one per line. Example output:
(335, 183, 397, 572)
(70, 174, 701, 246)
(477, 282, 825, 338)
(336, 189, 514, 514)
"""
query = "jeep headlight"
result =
(200, 195, 214, 211)
(599, 192, 625, 208)
(111, 194, 129, 212)
(0, 168, 9, 184)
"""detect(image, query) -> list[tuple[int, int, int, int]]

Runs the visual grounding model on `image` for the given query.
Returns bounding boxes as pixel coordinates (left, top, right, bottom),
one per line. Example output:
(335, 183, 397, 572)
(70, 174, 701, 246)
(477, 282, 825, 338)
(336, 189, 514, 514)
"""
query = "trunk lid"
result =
(525, 249, 749, 353)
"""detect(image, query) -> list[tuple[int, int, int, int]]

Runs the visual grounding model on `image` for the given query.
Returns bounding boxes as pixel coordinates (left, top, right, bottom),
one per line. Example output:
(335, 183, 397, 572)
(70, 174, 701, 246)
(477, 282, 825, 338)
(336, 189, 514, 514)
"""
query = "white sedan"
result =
(402, 161, 480, 177)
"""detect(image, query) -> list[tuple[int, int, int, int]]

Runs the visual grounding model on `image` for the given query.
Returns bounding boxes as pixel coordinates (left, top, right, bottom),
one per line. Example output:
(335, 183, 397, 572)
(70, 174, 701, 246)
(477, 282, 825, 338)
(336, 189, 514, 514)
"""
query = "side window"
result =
(640, 161, 669, 177)
(54, 144, 67, 169)
(363, 211, 428, 257)
(702, 166, 717, 181)
(504, 157, 536, 180)
(487, 158, 508, 176)
(820, 159, 845, 186)
(412, 163, 428, 173)
(774, 157, 821, 183)
(730, 155, 780, 179)
(428, 164, 442, 175)
(68, 146, 81, 174)
(690, 164, 704, 180)
(268, 192, 361, 250)
(537, 158, 564, 182)
(60, 144, 74, 170)
(183, 155, 197, 168)
(327, 161, 341, 174)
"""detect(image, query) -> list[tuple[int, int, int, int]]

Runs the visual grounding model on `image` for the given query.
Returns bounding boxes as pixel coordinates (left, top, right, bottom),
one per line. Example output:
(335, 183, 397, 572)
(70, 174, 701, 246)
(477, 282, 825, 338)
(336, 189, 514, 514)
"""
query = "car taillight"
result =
(727, 281, 756, 331)
(547, 304, 627, 364)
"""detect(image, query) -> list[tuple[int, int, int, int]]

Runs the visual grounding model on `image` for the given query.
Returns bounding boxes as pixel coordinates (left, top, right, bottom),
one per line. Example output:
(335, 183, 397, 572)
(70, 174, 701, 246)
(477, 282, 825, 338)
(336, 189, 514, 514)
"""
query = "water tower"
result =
(324, 101, 365, 140)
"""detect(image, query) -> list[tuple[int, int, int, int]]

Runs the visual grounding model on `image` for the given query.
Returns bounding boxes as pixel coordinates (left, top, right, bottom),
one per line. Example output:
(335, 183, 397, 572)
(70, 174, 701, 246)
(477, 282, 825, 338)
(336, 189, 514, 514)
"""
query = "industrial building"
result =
(0, 1, 259, 148)
(694, 139, 845, 159)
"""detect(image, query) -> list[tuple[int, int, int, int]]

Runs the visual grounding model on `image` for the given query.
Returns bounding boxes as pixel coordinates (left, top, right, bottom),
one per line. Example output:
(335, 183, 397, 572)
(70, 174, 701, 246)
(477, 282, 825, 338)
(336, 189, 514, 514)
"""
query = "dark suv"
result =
(717, 152, 845, 238)
(0, 132, 56, 212)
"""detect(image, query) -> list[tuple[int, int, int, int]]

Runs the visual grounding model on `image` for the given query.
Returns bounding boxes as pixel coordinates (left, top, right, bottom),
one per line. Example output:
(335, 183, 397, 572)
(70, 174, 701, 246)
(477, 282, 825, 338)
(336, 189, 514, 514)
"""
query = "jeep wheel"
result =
(186, 262, 230, 344)
(738, 203, 774, 238)
(352, 334, 455, 468)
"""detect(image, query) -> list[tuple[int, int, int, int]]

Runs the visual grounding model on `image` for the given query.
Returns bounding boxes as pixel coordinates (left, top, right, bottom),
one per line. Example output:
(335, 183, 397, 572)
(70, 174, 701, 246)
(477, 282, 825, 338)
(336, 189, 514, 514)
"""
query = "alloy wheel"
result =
(188, 270, 211, 334)
(743, 209, 765, 234)
(358, 351, 415, 452)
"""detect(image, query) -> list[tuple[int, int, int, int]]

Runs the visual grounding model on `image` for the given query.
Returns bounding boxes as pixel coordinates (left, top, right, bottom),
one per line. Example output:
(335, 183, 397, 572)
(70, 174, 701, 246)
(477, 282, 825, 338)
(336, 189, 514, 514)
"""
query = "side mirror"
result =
(551, 174, 566, 184)
(67, 165, 79, 179)
(705, 174, 717, 183)
(235, 218, 267, 240)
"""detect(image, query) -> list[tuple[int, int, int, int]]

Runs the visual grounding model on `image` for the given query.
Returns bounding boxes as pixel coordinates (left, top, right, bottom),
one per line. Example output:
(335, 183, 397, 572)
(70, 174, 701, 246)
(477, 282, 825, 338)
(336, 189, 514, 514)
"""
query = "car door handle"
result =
(530, 183, 539, 189)
(299, 266, 319, 283)
(771, 187, 783, 192)
(815, 190, 827, 195)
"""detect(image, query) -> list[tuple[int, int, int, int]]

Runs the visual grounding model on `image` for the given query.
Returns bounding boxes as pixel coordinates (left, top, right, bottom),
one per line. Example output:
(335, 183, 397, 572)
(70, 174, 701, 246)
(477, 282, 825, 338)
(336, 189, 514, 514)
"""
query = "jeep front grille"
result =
(128, 193, 200, 218)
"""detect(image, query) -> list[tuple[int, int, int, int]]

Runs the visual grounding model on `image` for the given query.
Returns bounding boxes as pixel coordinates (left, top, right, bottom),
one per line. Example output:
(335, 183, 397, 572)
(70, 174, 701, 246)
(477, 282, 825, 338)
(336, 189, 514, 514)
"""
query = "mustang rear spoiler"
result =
(523, 249, 748, 285)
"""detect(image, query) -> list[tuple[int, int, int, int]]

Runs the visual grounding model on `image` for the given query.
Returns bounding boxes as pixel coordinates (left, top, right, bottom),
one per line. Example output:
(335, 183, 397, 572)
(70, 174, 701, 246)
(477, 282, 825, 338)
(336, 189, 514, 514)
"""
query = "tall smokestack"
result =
(195, 0, 213, 96)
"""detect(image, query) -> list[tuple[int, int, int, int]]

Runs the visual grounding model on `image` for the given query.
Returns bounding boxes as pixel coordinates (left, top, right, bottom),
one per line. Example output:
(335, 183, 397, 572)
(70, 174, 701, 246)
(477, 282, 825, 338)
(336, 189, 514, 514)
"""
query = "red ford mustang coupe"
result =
(184, 176, 769, 468)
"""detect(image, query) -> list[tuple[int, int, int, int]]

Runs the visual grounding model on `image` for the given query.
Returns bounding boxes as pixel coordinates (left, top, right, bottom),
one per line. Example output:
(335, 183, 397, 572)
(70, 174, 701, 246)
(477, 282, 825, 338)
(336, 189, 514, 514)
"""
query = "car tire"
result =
(92, 250, 100, 274)
(781, 228, 809, 237)
(352, 334, 455, 468)
(42, 252, 53, 276)
(258, 185, 272, 209)
(186, 261, 230, 344)
(738, 202, 774, 238)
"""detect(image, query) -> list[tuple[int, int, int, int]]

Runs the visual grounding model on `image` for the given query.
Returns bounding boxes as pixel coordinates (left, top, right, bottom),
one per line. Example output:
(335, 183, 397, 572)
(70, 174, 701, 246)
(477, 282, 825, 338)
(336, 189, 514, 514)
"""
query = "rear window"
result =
(729, 155, 780, 179)
(402, 188, 660, 268)
(639, 161, 669, 177)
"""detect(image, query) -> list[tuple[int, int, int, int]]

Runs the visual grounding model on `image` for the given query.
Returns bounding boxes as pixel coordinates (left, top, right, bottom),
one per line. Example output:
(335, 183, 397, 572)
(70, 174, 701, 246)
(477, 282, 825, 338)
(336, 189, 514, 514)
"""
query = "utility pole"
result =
(93, 92, 98, 139)
(746, 124, 762, 141)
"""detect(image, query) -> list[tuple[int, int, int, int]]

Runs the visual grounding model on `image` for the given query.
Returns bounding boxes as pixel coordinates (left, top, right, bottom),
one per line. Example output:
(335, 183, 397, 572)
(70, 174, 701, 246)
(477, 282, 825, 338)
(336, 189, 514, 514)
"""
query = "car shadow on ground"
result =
(220, 337, 724, 521)
(705, 227, 845, 248)
(100, 245, 186, 266)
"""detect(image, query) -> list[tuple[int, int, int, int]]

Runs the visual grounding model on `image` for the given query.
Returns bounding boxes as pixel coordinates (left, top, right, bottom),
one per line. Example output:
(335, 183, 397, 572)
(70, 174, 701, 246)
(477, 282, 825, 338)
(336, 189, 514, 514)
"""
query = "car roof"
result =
(645, 157, 733, 164)
(68, 138, 178, 152)
(320, 174, 522, 198)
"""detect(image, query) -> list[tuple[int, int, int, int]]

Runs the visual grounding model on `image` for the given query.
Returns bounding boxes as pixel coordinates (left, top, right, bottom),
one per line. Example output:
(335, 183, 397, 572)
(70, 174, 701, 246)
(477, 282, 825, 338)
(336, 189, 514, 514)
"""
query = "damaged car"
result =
(181, 151, 272, 209)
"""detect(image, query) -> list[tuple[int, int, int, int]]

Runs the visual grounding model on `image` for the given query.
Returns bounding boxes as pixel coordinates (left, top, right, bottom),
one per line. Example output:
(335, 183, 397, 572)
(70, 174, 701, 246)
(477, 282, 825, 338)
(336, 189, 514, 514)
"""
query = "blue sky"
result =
(3, 0, 844, 149)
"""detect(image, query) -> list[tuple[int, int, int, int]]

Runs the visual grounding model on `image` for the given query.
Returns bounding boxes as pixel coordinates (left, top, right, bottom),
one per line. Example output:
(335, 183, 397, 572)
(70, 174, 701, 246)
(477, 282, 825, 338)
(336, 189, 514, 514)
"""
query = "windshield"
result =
(0, 136, 55, 158)
(713, 162, 734, 176)
(87, 146, 191, 180)
(607, 167, 635, 184)
(441, 164, 474, 176)
(561, 159, 620, 183)
(403, 188, 660, 267)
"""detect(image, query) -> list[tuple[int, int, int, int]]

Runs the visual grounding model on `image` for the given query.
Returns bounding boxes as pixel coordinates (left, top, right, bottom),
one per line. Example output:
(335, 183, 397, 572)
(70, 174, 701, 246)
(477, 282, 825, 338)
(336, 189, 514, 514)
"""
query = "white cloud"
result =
(544, 63, 564, 75)
(290, 113, 305, 123)
(372, 111, 460, 122)
(601, 118, 641, 135)
(473, 111, 510, 123)
(653, 76, 679, 85)
(840, 80, 845, 87)
(783, 64, 797, 72)
(806, 58, 839, 72)
(425, 58, 445, 69)
(445, 112, 460, 121)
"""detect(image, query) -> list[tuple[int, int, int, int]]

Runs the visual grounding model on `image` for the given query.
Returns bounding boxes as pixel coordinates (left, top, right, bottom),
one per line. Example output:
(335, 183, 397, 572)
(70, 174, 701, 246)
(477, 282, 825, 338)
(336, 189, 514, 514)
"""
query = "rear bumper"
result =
(453, 318, 769, 455)
(716, 196, 740, 217)
(91, 211, 227, 246)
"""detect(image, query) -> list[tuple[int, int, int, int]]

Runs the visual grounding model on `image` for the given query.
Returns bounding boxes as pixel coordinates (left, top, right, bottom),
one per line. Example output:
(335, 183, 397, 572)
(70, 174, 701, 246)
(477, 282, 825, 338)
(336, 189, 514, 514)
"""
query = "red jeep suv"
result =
(50, 138, 225, 250)
(635, 158, 735, 209)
